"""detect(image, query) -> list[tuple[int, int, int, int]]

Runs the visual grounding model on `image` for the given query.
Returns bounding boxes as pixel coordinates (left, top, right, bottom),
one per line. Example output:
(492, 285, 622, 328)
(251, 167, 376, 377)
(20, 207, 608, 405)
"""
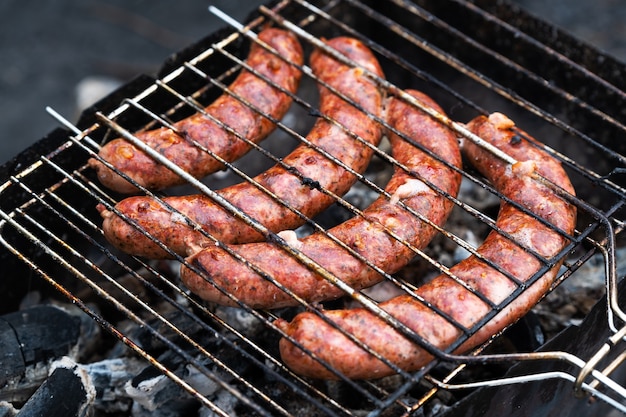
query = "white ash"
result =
(533, 246, 626, 337)
(214, 306, 264, 339)
(0, 361, 51, 404)
(0, 401, 17, 417)
(85, 358, 145, 413)
(457, 176, 500, 211)
(343, 178, 382, 209)
(125, 374, 171, 412)
(452, 229, 481, 264)
(198, 389, 239, 417)
(123, 357, 226, 417)
(423, 175, 501, 269)
(183, 364, 233, 398)
(344, 280, 407, 309)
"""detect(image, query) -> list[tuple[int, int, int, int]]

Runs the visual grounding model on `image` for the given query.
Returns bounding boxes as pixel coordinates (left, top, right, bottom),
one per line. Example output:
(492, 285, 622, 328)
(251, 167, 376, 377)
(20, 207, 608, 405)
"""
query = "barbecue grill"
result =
(1, 0, 626, 416)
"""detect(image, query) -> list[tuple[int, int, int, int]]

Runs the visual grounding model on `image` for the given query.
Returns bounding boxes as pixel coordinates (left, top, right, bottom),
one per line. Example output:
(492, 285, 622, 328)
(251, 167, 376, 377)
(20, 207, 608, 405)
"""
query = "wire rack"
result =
(1, 0, 626, 415)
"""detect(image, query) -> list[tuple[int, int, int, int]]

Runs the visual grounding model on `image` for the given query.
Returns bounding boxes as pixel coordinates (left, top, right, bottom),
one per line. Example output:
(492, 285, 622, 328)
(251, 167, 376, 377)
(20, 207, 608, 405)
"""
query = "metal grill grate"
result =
(1, 0, 626, 415)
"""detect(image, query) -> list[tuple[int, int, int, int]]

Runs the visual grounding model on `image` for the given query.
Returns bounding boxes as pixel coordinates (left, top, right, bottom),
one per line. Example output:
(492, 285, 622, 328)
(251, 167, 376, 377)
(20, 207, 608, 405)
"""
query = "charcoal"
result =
(0, 305, 95, 404)
(15, 359, 93, 417)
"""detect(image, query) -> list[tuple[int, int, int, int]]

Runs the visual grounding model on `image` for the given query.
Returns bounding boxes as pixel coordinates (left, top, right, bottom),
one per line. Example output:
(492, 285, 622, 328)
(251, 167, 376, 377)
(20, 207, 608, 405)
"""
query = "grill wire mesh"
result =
(2, 0, 626, 415)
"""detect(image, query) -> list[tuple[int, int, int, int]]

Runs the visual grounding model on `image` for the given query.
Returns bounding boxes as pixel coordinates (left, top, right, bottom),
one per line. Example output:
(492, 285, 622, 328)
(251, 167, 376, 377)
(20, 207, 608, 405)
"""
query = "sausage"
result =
(99, 36, 385, 259)
(88, 28, 303, 194)
(275, 112, 577, 380)
(179, 90, 462, 308)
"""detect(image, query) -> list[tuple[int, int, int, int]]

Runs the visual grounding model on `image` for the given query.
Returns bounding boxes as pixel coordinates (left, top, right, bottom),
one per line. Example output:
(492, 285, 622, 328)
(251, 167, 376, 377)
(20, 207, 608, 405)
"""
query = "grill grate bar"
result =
(91, 0, 604, 366)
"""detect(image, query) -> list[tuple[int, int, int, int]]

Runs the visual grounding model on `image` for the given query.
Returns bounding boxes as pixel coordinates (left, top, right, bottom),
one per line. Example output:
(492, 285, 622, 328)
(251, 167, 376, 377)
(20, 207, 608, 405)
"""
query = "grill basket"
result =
(1, 1, 626, 416)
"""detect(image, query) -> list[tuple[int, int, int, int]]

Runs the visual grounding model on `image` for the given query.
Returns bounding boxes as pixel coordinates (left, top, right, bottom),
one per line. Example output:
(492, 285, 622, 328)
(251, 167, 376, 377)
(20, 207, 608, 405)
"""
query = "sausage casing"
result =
(180, 90, 462, 308)
(276, 112, 577, 380)
(100, 37, 384, 259)
(89, 28, 303, 193)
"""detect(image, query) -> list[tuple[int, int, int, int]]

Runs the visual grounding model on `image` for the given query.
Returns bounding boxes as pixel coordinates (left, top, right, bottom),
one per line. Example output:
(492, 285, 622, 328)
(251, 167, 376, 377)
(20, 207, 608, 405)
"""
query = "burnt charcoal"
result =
(0, 305, 97, 404)
(15, 361, 93, 417)
(125, 353, 234, 417)
(0, 320, 25, 389)
(0, 307, 106, 410)
(113, 309, 206, 357)
(1, 305, 81, 366)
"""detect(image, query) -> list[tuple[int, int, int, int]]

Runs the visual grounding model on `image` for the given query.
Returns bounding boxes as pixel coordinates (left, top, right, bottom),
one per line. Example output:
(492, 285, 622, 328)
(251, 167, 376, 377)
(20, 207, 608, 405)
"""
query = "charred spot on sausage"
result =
(509, 134, 523, 146)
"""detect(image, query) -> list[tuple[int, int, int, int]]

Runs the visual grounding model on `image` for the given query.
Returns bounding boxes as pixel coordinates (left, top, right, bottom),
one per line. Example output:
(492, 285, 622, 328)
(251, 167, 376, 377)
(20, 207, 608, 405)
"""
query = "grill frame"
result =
(1, 0, 626, 415)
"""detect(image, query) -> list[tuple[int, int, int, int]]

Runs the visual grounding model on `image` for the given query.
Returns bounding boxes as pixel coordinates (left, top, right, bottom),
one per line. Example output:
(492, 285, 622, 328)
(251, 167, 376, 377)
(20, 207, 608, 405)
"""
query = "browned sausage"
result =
(179, 90, 462, 308)
(88, 28, 303, 194)
(99, 37, 385, 259)
(275, 112, 577, 380)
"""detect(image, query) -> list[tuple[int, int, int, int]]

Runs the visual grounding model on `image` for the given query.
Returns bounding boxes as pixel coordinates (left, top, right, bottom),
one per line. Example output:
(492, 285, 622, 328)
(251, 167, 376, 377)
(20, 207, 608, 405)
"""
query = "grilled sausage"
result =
(180, 90, 462, 308)
(88, 28, 303, 194)
(99, 36, 385, 259)
(275, 112, 577, 380)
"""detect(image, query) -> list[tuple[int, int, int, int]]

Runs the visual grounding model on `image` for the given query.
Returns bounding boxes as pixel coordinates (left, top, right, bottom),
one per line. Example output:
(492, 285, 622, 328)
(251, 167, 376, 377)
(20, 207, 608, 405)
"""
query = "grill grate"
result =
(1, 0, 626, 415)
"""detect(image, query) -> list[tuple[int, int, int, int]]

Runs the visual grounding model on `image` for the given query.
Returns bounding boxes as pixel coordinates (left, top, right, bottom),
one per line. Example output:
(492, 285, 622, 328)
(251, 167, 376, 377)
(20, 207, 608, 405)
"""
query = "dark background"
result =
(0, 0, 624, 166)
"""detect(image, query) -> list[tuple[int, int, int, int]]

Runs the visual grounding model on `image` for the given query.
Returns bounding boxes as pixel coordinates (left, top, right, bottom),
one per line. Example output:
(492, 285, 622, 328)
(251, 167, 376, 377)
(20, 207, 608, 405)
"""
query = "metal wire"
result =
(1, 0, 626, 416)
